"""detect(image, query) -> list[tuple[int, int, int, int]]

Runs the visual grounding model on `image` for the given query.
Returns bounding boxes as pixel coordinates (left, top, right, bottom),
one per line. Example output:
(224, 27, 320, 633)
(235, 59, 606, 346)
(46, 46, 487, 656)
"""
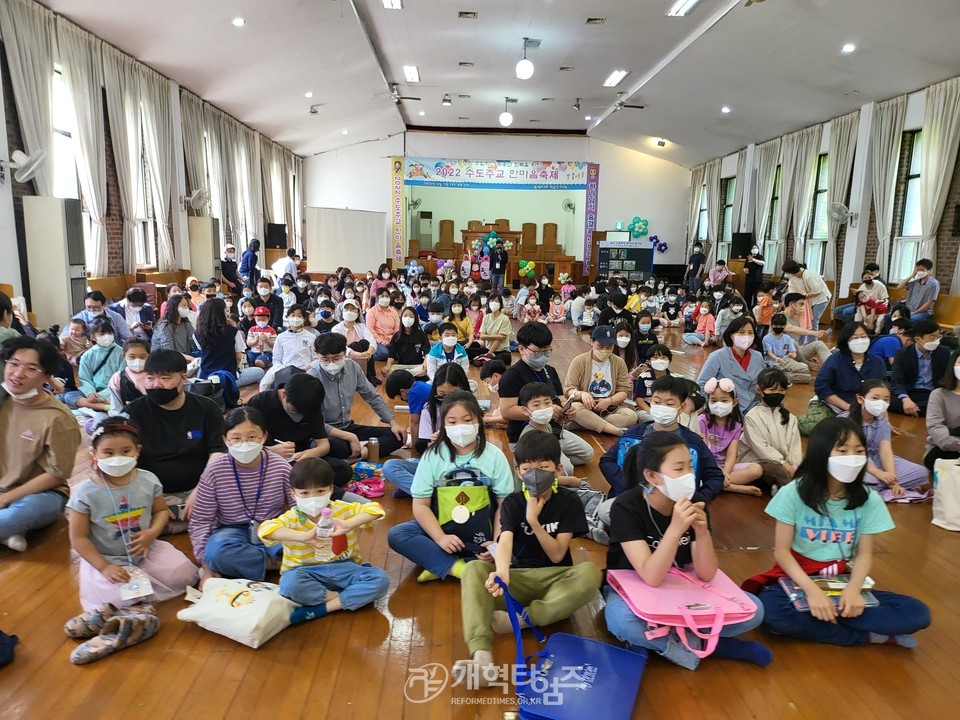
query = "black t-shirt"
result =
(499, 361, 564, 442)
(536, 284, 553, 312)
(661, 302, 681, 321)
(599, 306, 628, 327)
(499, 488, 588, 568)
(125, 393, 227, 493)
(634, 329, 658, 351)
(606, 487, 697, 574)
(389, 329, 430, 365)
(491, 248, 508, 273)
(315, 317, 337, 335)
(745, 254, 765, 282)
(252, 294, 285, 329)
(688, 252, 706, 276)
(247, 390, 328, 452)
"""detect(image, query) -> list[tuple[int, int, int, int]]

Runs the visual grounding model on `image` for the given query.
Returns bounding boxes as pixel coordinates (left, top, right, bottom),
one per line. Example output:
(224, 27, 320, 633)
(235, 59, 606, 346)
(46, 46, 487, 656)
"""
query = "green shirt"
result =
(410, 442, 515, 499)
(765, 480, 894, 562)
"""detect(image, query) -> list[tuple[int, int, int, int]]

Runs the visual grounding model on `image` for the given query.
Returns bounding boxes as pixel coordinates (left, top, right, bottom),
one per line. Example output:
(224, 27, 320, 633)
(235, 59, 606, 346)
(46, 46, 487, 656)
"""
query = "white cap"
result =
(224, 243, 236, 250)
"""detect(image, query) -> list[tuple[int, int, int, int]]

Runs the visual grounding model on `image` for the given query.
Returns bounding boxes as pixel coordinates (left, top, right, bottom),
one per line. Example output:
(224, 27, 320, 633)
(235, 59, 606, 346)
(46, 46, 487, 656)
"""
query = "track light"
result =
(573, 98, 581, 111)
(516, 38, 534, 80)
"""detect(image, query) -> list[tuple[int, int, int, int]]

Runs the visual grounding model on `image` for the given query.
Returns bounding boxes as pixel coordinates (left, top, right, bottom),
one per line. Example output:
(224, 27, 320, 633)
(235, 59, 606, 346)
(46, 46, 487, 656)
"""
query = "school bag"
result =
(0, 630, 18, 668)
(459, 253, 471, 280)
(606, 567, 757, 659)
(177, 578, 296, 648)
(430, 467, 495, 555)
(496, 578, 646, 720)
(479, 255, 491, 280)
(933, 458, 960, 531)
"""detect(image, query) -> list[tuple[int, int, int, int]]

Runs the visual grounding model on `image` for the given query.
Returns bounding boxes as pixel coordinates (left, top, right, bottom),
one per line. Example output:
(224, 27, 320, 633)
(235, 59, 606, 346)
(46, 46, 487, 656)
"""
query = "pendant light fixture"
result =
(499, 97, 514, 127)
(515, 38, 534, 80)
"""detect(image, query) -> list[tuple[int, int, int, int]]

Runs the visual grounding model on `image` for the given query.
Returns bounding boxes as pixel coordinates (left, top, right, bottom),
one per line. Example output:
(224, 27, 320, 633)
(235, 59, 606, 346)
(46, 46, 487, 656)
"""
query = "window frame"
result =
(763, 165, 782, 271)
(696, 184, 708, 243)
(891, 131, 923, 282)
(717, 177, 735, 262)
(804, 154, 830, 274)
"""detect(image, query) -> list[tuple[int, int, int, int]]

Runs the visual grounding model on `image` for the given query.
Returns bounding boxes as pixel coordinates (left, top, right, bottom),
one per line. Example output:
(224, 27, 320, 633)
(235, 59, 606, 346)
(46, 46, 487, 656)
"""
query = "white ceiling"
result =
(41, 0, 960, 167)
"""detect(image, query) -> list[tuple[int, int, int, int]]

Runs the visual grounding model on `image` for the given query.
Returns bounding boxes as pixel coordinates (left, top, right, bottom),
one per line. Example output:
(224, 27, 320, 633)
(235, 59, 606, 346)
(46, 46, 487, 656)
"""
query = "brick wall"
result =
(935, 153, 960, 292)
(102, 92, 125, 276)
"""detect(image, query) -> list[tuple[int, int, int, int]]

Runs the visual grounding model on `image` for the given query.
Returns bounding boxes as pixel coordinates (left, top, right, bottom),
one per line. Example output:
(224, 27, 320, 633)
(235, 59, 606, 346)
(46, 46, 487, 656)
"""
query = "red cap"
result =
(253, 306, 271, 317)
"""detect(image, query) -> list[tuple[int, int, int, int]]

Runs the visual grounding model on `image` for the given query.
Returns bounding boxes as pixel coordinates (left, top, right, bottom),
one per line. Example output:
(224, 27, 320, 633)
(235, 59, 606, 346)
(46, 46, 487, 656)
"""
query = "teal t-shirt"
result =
(409, 442, 515, 499)
(764, 479, 894, 562)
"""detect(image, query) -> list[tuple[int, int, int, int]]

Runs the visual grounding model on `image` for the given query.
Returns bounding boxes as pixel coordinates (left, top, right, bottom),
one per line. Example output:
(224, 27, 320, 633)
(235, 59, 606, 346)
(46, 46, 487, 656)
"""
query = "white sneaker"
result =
(2, 535, 27, 552)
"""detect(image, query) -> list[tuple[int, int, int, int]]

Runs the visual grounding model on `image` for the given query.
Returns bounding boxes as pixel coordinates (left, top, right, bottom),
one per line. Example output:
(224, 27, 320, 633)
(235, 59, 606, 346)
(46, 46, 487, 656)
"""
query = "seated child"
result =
(657, 287, 683, 328)
(454, 431, 601, 687)
(480, 359, 508, 427)
(246, 306, 277, 368)
(762, 314, 812, 384)
(66, 418, 198, 615)
(855, 290, 887, 333)
(426, 322, 470, 381)
(682, 300, 716, 347)
(69, 317, 125, 412)
(518, 382, 592, 474)
(737, 368, 801, 491)
(500, 288, 516, 318)
(634, 311, 658, 352)
(259, 458, 389, 624)
(578, 298, 598, 331)
(546, 294, 565, 323)
(522, 294, 543, 323)
(634, 344, 674, 423)
(425, 302, 445, 342)
(699, 378, 764, 495)
(385, 369, 432, 448)
(63, 317, 92, 365)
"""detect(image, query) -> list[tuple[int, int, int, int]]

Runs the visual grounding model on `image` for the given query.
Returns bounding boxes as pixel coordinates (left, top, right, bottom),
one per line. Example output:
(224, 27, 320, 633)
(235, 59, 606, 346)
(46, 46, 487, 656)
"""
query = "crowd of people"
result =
(0, 242, 935, 677)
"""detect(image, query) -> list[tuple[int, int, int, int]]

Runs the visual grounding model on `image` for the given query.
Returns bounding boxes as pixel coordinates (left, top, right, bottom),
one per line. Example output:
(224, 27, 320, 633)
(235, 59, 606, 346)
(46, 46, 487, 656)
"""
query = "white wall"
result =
(303, 134, 404, 213)
(587, 139, 692, 265)
(404, 132, 588, 162)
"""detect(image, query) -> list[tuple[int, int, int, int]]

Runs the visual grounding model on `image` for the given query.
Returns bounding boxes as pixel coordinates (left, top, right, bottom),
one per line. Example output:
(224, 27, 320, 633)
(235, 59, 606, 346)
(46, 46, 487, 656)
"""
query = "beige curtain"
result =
(754, 138, 782, 265)
(686, 164, 706, 257)
(871, 97, 906, 280)
(180, 90, 208, 214)
(139, 66, 177, 272)
(703, 159, 722, 268)
(730, 149, 747, 235)
(824, 111, 860, 280)
(790, 125, 823, 262)
(921, 78, 960, 275)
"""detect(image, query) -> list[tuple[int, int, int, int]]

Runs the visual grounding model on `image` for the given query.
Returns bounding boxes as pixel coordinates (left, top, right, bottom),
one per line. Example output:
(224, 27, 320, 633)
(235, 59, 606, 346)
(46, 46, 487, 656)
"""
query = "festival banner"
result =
(403, 158, 588, 190)
(391, 156, 405, 264)
(583, 163, 600, 267)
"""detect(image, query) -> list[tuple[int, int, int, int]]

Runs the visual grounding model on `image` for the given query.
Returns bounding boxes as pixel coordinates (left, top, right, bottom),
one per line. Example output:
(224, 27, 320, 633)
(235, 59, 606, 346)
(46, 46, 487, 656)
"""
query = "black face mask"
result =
(146, 386, 180, 406)
(761, 392, 785, 408)
(772, 326, 786, 334)
(189, 284, 199, 292)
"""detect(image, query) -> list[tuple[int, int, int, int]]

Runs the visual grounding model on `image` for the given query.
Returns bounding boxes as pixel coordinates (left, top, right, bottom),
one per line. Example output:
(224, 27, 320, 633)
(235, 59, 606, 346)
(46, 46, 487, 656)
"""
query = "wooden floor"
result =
(2, 322, 958, 720)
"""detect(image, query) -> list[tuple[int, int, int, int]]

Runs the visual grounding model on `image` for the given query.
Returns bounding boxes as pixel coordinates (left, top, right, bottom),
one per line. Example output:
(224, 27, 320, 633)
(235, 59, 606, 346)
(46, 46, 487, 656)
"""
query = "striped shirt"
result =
(189, 452, 292, 564)
(258, 500, 385, 573)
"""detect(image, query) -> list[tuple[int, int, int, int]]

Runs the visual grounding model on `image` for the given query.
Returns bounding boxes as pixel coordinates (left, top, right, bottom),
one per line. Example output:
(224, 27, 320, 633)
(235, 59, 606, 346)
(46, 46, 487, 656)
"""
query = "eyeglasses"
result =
(525, 346, 553, 355)
(6, 359, 45, 376)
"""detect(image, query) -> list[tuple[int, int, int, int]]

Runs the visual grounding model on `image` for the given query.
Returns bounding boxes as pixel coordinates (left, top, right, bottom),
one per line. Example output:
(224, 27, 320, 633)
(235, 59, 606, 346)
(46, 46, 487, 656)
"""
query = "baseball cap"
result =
(591, 325, 615, 344)
(253, 306, 271, 317)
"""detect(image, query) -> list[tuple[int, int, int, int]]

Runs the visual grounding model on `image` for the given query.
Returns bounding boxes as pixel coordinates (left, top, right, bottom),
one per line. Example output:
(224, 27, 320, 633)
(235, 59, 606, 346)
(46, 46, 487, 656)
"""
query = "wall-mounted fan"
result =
(407, 197, 422, 212)
(181, 188, 210, 212)
(828, 202, 858, 228)
(562, 198, 576, 213)
(0, 149, 46, 184)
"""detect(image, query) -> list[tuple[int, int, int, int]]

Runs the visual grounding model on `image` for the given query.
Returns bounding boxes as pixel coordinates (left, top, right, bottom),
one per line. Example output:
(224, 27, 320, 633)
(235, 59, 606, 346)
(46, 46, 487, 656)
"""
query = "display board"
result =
(596, 241, 654, 282)
(304, 207, 388, 272)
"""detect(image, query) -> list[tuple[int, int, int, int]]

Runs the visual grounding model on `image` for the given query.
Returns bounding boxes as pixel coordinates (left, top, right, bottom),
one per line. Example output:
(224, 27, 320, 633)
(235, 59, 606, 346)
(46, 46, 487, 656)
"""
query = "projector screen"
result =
(305, 206, 389, 273)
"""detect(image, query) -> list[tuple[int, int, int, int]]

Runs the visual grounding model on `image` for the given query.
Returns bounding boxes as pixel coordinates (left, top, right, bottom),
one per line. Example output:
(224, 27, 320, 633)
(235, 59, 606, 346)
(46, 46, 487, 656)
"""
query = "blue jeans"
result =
(834, 303, 856, 324)
(910, 310, 932, 322)
(238, 366, 266, 388)
(689, 277, 702, 294)
(203, 525, 283, 580)
(388, 519, 472, 579)
(372, 343, 390, 361)
(278, 560, 389, 610)
(491, 274, 505, 295)
(682, 332, 706, 345)
(382, 459, 419, 495)
(60, 390, 85, 409)
(0, 490, 66, 539)
(759, 585, 930, 646)
(603, 585, 765, 670)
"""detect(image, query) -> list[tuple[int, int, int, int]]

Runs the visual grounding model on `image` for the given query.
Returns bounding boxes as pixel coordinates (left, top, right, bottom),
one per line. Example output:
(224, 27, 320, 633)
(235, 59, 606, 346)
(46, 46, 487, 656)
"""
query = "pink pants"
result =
(79, 539, 199, 611)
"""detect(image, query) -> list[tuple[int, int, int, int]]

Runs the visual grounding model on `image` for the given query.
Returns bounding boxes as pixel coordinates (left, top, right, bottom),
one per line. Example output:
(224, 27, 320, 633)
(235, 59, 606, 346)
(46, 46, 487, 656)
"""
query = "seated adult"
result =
(0, 290, 20, 345)
(252, 277, 284, 329)
(62, 290, 131, 343)
(366, 287, 400, 361)
(333, 298, 378, 384)
(382, 306, 429, 377)
(108, 286, 155, 340)
(813, 321, 886, 414)
(473, 295, 512, 365)
(307, 332, 405, 458)
(779, 293, 831, 366)
(124, 350, 227, 525)
(498, 321, 593, 464)
(924, 346, 960, 469)
(0, 336, 81, 552)
(195, 298, 265, 388)
(896, 257, 939, 322)
(563, 325, 637, 436)
(152, 293, 196, 360)
(868, 318, 912, 369)
(246, 372, 352, 487)
(835, 266, 887, 325)
(158, 282, 197, 318)
(890, 319, 949, 416)
(877, 301, 911, 337)
(696, 317, 766, 415)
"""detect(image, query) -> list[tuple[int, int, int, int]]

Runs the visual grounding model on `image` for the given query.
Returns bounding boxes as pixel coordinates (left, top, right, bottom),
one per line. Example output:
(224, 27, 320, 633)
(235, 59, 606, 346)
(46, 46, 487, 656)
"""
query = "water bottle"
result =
(367, 437, 380, 463)
(315, 508, 334, 538)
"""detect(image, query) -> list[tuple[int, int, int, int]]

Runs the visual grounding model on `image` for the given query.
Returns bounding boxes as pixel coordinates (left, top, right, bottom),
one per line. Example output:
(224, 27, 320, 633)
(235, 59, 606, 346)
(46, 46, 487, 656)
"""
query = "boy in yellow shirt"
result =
(258, 458, 388, 624)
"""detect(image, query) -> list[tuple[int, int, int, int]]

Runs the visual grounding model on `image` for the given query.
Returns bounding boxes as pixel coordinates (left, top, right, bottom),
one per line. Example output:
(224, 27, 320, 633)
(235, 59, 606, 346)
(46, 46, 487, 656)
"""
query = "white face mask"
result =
(713, 292, 723, 300)
(446, 422, 479, 447)
(126, 358, 146, 373)
(863, 398, 889, 417)
(650, 358, 670, 372)
(256, 319, 269, 328)
(228, 441, 263, 465)
(382, 272, 391, 279)
(451, 306, 463, 315)
(345, 291, 355, 299)
(178, 306, 191, 318)
(96, 334, 115, 348)
(616, 337, 631, 348)
(2, 381, 39, 401)
(649, 403, 679, 426)
(915, 270, 928, 279)
(441, 335, 458, 348)
(402, 315, 416, 328)
(848, 337, 871, 354)
(657, 471, 697, 502)
(828, 454, 867, 484)
(733, 335, 754, 350)
(88, 309, 104, 317)
(288, 316, 305, 328)
(97, 455, 138, 477)
(296, 494, 331, 516)
(297, 281, 308, 290)
(429, 314, 443, 323)
(320, 359, 345, 375)
(709, 401, 734, 417)
(530, 407, 555, 425)
(485, 382, 499, 393)
(923, 339, 941, 352)
(378, 297, 391, 307)
(954, 365, 960, 381)
(243, 307, 255, 316)
(751, 247, 759, 254)
(343, 311, 359, 322)
(258, 287, 272, 297)
(667, 295, 677, 303)
(489, 302, 501, 312)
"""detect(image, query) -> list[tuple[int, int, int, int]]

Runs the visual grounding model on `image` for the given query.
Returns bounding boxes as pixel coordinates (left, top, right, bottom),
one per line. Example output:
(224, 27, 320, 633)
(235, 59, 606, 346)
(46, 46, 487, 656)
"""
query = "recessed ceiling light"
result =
(231, 16, 245, 27)
(841, 43, 856, 54)
(403, 65, 420, 83)
(585, 115, 592, 121)
(721, 105, 731, 114)
(342, 129, 349, 135)
(381, 0, 402, 8)
(666, 0, 700, 17)
(418, 110, 426, 116)
(304, 91, 313, 98)
(559, 66, 574, 71)
(458, 11, 477, 19)
(459, 61, 474, 67)
(603, 70, 629, 88)
(585, 17, 606, 25)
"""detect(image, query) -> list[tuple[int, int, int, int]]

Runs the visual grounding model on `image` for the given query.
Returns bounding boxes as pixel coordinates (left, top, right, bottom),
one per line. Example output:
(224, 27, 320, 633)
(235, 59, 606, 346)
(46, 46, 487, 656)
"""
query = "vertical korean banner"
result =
(583, 163, 600, 267)
(391, 157, 405, 265)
